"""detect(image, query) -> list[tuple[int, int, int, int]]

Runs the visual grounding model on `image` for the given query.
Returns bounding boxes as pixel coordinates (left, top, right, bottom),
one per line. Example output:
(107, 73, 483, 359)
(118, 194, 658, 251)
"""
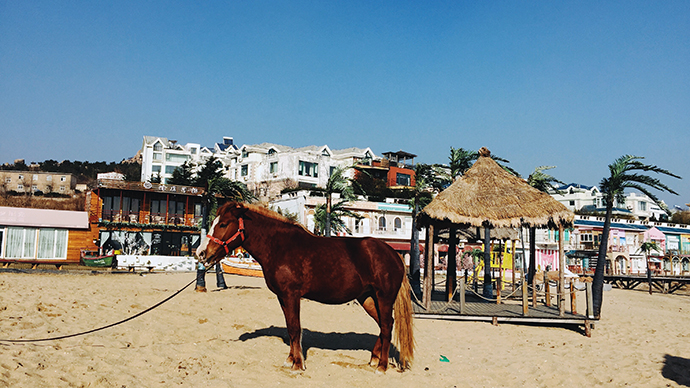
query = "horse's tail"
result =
(393, 267, 415, 370)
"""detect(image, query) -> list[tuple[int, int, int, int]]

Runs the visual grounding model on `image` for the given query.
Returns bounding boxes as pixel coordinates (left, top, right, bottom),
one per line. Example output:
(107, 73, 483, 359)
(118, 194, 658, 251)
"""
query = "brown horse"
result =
(196, 202, 414, 373)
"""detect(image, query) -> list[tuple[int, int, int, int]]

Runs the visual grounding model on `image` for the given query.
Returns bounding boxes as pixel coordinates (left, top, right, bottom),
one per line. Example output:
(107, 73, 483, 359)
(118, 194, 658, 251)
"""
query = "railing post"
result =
(522, 274, 529, 317)
(586, 282, 594, 319)
(570, 278, 577, 315)
(496, 277, 502, 304)
(544, 271, 551, 307)
(459, 275, 466, 315)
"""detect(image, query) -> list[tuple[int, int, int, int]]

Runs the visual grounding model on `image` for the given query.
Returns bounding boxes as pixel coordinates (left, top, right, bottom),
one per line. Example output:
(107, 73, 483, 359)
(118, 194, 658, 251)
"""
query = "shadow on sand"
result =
(239, 325, 400, 361)
(662, 355, 690, 387)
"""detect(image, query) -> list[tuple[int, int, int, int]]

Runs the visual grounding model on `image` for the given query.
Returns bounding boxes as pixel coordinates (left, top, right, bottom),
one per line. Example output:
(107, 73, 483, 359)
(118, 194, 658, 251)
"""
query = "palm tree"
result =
(313, 200, 362, 236)
(408, 163, 436, 298)
(638, 241, 661, 295)
(322, 164, 358, 237)
(526, 166, 565, 283)
(592, 155, 680, 318)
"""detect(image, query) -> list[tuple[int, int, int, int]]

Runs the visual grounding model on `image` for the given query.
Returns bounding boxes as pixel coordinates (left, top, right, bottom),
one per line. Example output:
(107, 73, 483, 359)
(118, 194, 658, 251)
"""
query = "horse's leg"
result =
(357, 294, 382, 367)
(373, 293, 395, 374)
(278, 295, 305, 371)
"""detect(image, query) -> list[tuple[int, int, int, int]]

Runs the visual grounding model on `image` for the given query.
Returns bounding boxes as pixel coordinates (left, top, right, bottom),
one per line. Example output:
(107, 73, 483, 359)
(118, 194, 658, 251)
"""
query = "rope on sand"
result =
(0, 272, 203, 343)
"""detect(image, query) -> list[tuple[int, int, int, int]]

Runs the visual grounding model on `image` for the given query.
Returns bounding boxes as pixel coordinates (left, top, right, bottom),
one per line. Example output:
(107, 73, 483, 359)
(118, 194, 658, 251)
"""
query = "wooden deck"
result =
(412, 288, 596, 336)
(605, 275, 690, 294)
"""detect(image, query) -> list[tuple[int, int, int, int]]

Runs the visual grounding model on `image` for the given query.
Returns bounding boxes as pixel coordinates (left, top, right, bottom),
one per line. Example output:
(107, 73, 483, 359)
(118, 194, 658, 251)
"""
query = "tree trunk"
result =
(325, 194, 332, 237)
(483, 226, 493, 299)
(646, 254, 653, 295)
(592, 205, 613, 318)
(527, 227, 536, 284)
(410, 203, 422, 299)
(447, 227, 457, 301)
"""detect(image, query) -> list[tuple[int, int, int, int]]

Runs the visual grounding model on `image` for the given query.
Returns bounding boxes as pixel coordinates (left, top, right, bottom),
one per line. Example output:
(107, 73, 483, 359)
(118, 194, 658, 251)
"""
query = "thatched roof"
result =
(418, 147, 574, 229)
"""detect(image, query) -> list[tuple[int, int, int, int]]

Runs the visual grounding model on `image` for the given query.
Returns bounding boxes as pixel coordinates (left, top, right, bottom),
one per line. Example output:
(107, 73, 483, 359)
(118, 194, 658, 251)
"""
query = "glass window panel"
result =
(23, 228, 36, 258)
(37, 229, 56, 259)
(55, 230, 68, 259)
(6, 227, 24, 257)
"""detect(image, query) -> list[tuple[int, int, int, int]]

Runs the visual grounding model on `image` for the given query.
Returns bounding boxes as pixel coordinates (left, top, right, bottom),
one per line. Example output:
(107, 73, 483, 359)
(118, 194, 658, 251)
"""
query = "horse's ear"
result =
(230, 203, 249, 218)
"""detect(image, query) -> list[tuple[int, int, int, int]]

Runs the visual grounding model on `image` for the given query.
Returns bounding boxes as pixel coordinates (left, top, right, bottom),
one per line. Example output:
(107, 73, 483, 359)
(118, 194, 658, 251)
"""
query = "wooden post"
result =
(496, 276, 502, 304)
(544, 270, 551, 307)
(511, 239, 516, 291)
(531, 268, 538, 307)
(446, 227, 457, 302)
(422, 224, 435, 309)
(522, 274, 529, 316)
(586, 282, 594, 319)
(570, 278, 577, 314)
(558, 224, 566, 317)
(459, 275, 466, 314)
(482, 226, 493, 299)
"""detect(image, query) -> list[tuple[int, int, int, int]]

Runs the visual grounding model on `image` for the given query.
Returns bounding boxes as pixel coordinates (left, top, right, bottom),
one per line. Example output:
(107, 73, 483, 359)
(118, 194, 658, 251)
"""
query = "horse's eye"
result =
(219, 223, 228, 228)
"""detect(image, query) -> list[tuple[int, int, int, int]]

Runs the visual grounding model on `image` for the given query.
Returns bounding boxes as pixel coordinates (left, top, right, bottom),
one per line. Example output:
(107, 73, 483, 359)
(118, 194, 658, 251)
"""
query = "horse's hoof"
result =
(375, 367, 386, 375)
(369, 357, 380, 367)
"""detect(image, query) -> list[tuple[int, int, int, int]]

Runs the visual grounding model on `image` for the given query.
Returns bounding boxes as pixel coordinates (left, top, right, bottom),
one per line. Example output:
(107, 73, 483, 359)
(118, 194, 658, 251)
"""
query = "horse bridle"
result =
(206, 217, 245, 254)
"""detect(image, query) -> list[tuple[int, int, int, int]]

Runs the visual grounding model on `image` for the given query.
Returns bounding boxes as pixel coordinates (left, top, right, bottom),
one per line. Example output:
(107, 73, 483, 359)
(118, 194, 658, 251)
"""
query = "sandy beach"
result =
(1, 270, 688, 387)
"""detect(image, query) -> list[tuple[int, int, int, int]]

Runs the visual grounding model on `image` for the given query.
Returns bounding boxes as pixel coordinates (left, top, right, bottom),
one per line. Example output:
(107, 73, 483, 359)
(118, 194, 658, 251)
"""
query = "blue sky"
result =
(1, 1, 688, 207)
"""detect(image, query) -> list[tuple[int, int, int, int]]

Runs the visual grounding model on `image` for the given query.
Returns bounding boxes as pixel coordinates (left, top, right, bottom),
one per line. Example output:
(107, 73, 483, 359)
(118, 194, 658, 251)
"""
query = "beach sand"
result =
(1, 271, 688, 387)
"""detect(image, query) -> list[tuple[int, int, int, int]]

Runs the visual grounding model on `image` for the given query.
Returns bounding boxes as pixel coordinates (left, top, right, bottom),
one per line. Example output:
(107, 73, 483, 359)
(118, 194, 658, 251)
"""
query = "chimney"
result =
(223, 137, 234, 146)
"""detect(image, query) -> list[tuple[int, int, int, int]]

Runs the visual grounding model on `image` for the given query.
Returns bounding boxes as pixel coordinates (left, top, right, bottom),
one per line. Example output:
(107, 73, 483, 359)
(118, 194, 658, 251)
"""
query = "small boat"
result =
(80, 249, 116, 268)
(220, 256, 263, 277)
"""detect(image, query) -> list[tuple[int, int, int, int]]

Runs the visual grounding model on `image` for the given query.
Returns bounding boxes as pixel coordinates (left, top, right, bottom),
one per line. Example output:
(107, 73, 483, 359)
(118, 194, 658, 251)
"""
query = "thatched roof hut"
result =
(418, 147, 573, 229)
(416, 147, 574, 307)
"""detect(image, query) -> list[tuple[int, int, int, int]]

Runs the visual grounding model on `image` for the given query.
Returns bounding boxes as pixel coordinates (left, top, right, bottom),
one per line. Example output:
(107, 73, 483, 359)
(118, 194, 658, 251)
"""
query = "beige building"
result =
(0, 171, 77, 195)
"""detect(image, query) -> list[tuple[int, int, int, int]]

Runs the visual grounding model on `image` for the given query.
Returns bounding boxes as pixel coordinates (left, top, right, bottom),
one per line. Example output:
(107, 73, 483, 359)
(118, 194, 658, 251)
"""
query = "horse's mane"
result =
(219, 202, 315, 235)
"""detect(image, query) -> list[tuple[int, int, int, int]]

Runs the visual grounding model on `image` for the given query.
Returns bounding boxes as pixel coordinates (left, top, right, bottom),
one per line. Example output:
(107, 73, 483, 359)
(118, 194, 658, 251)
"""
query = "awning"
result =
(386, 242, 424, 252)
(0, 206, 89, 229)
(649, 258, 662, 263)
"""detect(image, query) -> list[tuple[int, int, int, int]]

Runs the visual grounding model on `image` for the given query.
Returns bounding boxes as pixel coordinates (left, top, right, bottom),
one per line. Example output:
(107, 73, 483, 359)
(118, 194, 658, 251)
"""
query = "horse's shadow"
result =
(662, 354, 690, 387)
(238, 326, 400, 361)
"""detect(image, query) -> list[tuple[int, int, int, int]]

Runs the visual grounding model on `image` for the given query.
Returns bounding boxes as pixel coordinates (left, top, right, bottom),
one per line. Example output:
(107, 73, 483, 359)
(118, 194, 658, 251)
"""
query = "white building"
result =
(270, 190, 422, 263)
(140, 136, 238, 184)
(229, 143, 376, 200)
(139, 136, 376, 201)
(552, 183, 667, 221)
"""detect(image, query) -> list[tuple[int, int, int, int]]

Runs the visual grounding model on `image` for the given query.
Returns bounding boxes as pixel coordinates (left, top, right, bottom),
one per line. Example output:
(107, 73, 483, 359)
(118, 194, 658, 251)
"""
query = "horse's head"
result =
(196, 202, 248, 266)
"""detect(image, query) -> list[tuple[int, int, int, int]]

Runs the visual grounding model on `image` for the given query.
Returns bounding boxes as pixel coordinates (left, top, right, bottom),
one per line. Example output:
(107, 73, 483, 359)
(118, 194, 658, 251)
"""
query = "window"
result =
(298, 161, 318, 177)
(59, 186, 66, 192)
(17, 184, 23, 191)
(639, 202, 647, 211)
(32, 175, 38, 181)
(18, 174, 24, 180)
(569, 200, 575, 206)
(151, 199, 165, 216)
(268, 149, 276, 156)
(269, 162, 278, 174)
(241, 165, 249, 177)
(6, 227, 37, 258)
(165, 153, 189, 163)
(153, 153, 162, 161)
(46, 175, 52, 181)
(60, 176, 66, 182)
(394, 217, 402, 231)
(37, 229, 68, 259)
(165, 166, 176, 174)
(152, 165, 161, 173)
(0, 229, 3, 257)
(191, 148, 197, 155)
(396, 173, 411, 186)
(31, 185, 38, 192)
(242, 149, 249, 158)
(4, 177, 10, 183)
(153, 142, 163, 151)
(378, 217, 386, 231)
(322, 149, 330, 157)
(329, 166, 336, 176)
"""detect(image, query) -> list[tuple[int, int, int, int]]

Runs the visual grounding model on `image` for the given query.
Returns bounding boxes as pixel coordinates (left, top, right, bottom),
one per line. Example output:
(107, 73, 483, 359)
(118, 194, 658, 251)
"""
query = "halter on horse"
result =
(196, 202, 414, 373)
